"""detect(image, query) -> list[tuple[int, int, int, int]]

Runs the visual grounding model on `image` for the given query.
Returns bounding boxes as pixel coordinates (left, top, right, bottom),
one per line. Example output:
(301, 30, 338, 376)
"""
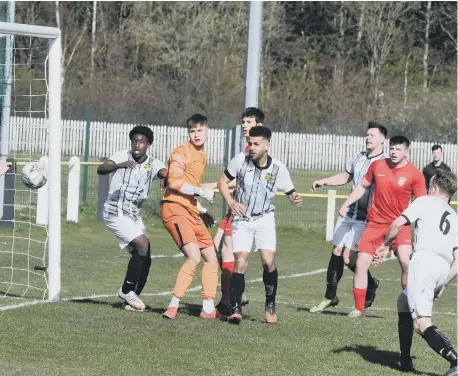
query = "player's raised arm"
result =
(166, 147, 214, 204)
(97, 151, 136, 175)
(312, 171, 351, 192)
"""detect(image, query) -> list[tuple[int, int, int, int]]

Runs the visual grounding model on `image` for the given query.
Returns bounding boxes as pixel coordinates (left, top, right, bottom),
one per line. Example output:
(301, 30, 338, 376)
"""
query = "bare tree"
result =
(423, 1, 432, 92)
(360, 2, 413, 117)
(90, 0, 97, 82)
(55, 1, 89, 91)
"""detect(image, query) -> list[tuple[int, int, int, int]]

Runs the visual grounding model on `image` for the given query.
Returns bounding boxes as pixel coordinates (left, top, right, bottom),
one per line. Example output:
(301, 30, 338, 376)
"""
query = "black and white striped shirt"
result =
(345, 151, 386, 221)
(103, 150, 166, 219)
(225, 152, 295, 221)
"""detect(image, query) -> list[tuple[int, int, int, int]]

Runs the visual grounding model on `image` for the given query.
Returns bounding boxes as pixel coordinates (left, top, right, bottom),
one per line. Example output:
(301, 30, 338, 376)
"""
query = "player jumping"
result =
(98, 126, 167, 311)
(339, 135, 426, 317)
(375, 170, 457, 375)
(310, 122, 387, 313)
(218, 126, 303, 324)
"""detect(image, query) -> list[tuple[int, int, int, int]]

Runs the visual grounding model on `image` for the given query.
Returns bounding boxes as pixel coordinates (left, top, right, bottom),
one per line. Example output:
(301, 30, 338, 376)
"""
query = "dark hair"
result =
(129, 126, 153, 144)
(430, 169, 457, 198)
(186, 114, 208, 129)
(432, 144, 442, 152)
(242, 107, 265, 124)
(249, 125, 271, 141)
(367, 121, 388, 138)
(389, 135, 410, 148)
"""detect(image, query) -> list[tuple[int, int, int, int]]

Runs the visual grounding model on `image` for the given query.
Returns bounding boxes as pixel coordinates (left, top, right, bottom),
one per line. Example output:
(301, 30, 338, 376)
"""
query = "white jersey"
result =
(402, 195, 457, 265)
(345, 151, 386, 221)
(103, 150, 165, 219)
(225, 152, 295, 221)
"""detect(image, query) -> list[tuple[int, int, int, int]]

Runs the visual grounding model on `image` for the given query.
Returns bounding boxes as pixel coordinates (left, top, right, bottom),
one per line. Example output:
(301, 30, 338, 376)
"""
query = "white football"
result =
(21, 162, 47, 189)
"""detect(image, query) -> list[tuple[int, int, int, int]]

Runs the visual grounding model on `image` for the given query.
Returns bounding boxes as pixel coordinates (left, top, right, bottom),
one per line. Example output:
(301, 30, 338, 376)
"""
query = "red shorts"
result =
(218, 211, 233, 236)
(358, 221, 412, 256)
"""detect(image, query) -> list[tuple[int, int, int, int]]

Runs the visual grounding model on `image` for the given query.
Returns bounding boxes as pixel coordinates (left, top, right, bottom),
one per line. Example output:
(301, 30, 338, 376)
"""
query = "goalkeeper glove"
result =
(194, 187, 215, 205)
(197, 201, 216, 228)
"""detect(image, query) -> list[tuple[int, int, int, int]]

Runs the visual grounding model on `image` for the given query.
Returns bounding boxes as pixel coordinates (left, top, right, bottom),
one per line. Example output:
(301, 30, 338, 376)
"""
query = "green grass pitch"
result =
(0, 165, 455, 375)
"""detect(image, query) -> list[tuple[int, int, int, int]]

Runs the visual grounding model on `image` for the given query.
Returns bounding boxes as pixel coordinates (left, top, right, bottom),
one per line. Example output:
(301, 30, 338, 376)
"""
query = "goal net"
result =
(0, 22, 61, 302)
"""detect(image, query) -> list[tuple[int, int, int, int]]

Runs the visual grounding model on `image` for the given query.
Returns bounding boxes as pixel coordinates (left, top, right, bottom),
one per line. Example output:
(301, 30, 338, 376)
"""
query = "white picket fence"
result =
(8, 116, 458, 171)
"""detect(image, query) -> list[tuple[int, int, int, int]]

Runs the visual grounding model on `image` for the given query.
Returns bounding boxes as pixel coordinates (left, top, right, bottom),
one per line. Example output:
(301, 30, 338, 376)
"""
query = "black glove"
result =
(200, 211, 216, 228)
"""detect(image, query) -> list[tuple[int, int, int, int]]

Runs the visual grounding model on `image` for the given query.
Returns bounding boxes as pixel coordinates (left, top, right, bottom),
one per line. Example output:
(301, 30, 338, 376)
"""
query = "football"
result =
(21, 162, 47, 189)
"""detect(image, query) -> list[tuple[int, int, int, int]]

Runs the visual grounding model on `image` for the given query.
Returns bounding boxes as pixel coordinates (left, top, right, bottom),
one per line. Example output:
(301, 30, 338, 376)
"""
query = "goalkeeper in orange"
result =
(161, 114, 219, 319)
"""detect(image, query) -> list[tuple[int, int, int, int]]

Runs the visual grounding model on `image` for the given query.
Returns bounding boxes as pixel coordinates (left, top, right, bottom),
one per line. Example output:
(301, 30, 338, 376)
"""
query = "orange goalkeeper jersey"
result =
(162, 141, 207, 216)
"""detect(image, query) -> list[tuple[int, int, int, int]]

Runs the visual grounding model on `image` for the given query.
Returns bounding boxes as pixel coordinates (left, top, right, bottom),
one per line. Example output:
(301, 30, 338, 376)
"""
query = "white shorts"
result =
(407, 251, 450, 320)
(103, 215, 146, 251)
(232, 212, 276, 253)
(332, 217, 366, 252)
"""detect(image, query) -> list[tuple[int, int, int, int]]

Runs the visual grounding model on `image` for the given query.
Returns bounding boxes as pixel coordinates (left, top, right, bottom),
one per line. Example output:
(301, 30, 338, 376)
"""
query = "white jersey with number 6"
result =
(401, 195, 457, 265)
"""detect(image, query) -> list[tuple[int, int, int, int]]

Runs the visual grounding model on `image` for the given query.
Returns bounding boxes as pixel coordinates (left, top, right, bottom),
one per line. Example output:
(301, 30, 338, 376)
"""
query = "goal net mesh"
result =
(0, 32, 50, 300)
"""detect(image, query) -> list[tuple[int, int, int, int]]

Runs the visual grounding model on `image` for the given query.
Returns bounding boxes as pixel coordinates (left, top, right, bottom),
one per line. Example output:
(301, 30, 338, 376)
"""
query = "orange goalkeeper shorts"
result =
(162, 202, 214, 250)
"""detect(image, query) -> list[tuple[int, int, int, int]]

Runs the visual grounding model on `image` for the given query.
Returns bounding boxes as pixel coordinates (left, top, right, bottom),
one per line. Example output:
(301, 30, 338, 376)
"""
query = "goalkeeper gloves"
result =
(197, 201, 216, 228)
(194, 187, 215, 204)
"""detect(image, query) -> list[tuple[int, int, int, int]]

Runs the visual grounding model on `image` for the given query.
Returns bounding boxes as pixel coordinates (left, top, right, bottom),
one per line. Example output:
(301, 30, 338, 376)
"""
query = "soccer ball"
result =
(21, 162, 47, 189)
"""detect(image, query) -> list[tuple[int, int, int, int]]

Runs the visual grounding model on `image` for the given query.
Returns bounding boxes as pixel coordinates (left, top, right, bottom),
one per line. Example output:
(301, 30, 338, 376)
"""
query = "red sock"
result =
(353, 288, 367, 312)
(221, 261, 235, 306)
(402, 283, 407, 290)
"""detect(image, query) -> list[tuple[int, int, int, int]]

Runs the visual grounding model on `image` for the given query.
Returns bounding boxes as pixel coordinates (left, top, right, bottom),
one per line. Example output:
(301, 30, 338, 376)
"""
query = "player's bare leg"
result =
(310, 246, 344, 313)
(396, 245, 412, 290)
(228, 251, 249, 324)
(260, 249, 278, 324)
(397, 292, 415, 371)
(163, 242, 201, 319)
(118, 234, 150, 311)
(349, 252, 373, 317)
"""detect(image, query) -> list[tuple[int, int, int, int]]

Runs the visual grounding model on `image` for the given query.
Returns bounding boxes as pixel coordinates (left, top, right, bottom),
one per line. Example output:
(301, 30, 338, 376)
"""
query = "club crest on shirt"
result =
(144, 163, 151, 172)
(265, 173, 272, 182)
(398, 176, 406, 186)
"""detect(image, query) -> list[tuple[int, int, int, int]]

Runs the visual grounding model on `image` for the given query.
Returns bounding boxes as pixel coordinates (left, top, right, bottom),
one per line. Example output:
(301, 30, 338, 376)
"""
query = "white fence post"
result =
(326, 190, 336, 241)
(66, 156, 80, 223)
(36, 156, 49, 225)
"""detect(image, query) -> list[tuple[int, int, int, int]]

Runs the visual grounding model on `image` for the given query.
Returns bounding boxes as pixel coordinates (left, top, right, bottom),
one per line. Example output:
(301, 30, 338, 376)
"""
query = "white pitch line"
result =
(0, 268, 327, 312)
(343, 276, 458, 287)
(184, 294, 457, 317)
(150, 253, 183, 259)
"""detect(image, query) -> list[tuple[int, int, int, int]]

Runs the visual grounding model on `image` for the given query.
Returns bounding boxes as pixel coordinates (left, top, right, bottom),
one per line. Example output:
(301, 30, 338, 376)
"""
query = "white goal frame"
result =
(0, 22, 61, 301)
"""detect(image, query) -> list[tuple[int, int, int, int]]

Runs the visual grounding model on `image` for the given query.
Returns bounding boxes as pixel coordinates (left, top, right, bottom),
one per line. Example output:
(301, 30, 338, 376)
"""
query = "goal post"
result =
(0, 21, 61, 302)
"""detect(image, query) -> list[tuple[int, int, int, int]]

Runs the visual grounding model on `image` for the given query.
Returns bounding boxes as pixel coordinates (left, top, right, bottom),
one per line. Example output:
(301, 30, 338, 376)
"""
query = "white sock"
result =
(202, 299, 214, 314)
(169, 296, 180, 308)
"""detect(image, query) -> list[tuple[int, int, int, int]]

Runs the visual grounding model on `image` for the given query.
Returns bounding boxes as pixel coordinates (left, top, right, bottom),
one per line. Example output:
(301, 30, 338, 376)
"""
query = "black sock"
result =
(135, 247, 151, 296)
(367, 271, 376, 291)
(325, 253, 344, 299)
(230, 273, 245, 309)
(346, 263, 356, 273)
(423, 326, 457, 366)
(122, 251, 147, 294)
(263, 268, 278, 304)
(398, 312, 414, 359)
